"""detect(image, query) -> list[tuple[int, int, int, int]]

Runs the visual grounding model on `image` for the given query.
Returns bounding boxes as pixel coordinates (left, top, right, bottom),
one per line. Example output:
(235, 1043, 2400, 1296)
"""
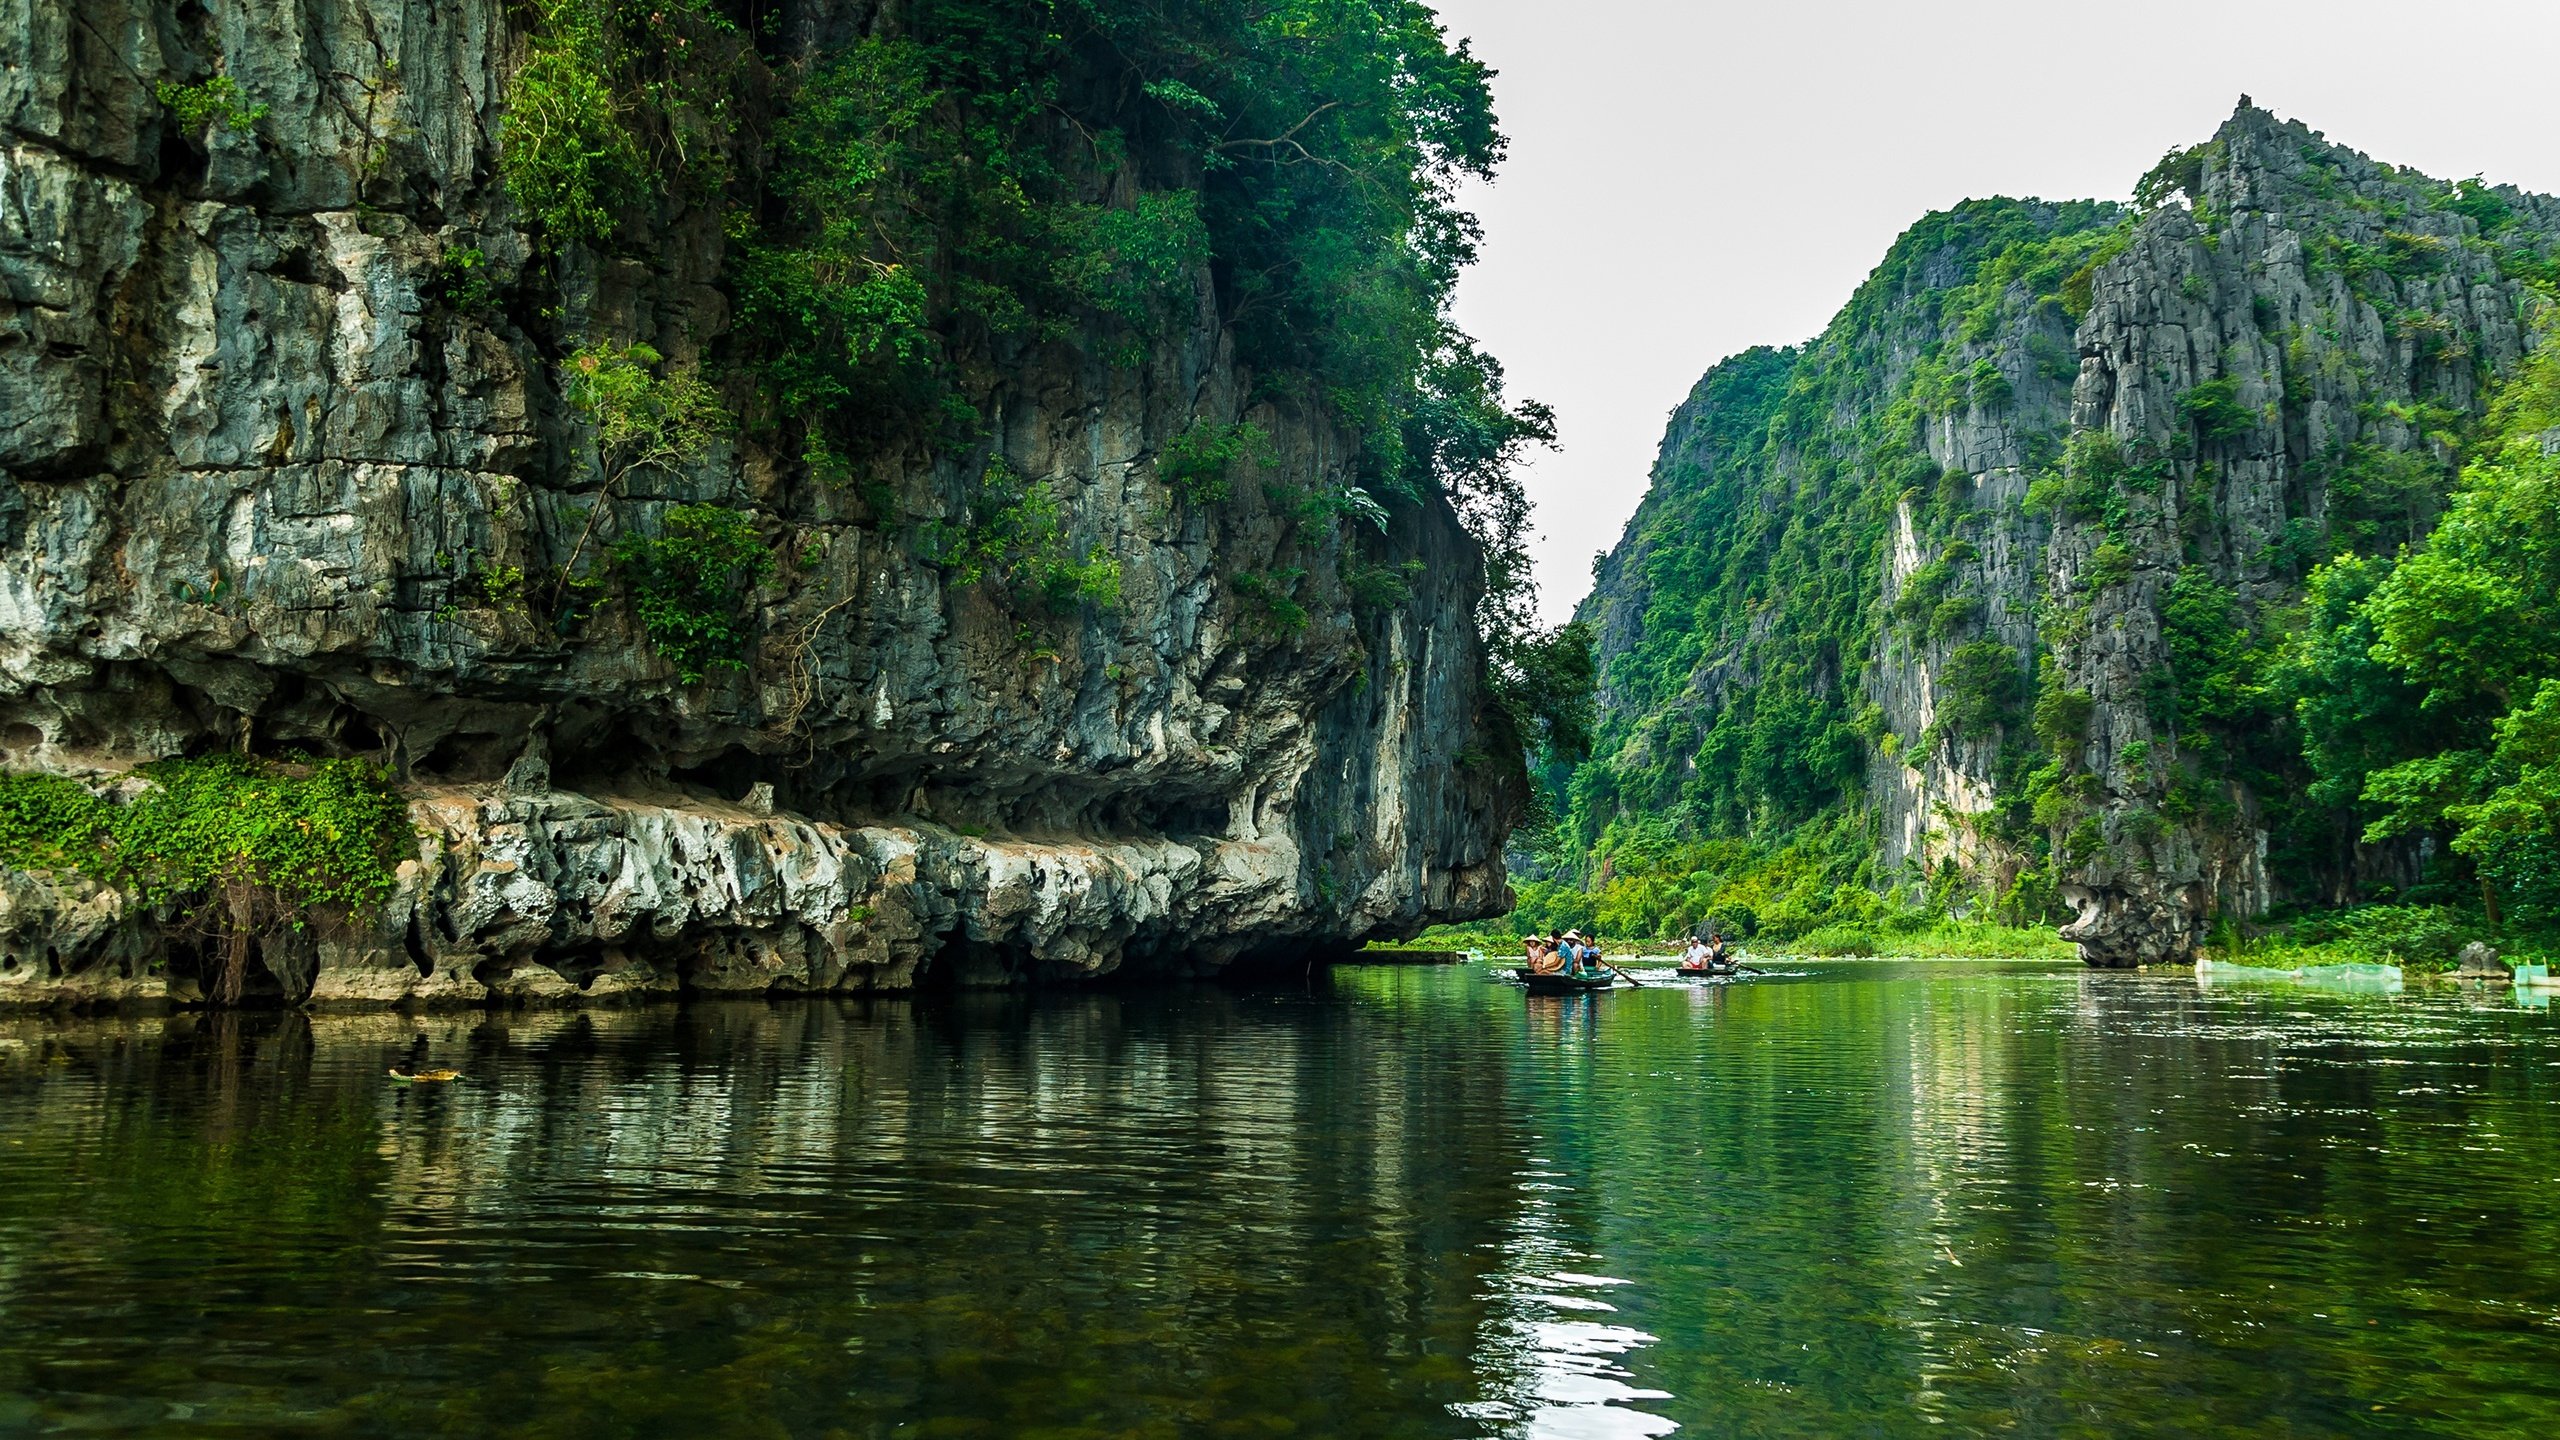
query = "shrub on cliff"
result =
(0, 757, 411, 1003)
(611, 505, 778, 684)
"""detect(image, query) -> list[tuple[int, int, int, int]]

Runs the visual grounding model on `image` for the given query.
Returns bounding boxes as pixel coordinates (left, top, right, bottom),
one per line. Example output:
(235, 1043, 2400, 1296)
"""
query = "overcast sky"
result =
(1435, 0, 2560, 624)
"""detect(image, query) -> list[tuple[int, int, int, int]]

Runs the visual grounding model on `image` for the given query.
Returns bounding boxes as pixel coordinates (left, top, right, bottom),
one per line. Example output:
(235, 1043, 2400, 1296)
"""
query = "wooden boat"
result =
(1675, 962, 1739, 979)
(1515, 967, 1616, 994)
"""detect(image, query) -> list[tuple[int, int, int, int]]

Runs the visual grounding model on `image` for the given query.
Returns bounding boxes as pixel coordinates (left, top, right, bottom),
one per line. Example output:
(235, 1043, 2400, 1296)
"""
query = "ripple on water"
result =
(2, 967, 2560, 1435)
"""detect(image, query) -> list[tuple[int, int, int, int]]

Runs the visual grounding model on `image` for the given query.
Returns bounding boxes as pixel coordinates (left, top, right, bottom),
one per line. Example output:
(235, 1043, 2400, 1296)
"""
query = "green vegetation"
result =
(1229, 569, 1311, 636)
(1931, 641, 2026, 748)
(2133, 142, 2212, 211)
(921, 461, 1123, 616)
(1345, 559, 1428, 614)
(1391, 910, 2069, 960)
(2204, 903, 2558, 971)
(2176, 377, 2256, 441)
(2285, 334, 2560, 944)
(610, 505, 776, 683)
(1521, 119, 2560, 960)
(553, 341, 733, 623)
(498, 0, 739, 241)
(1536, 199, 2123, 941)
(490, 1, 1577, 794)
(0, 757, 410, 1003)
(715, 0, 1547, 527)
(156, 76, 266, 134)
(428, 245, 500, 316)
(1157, 421, 1274, 506)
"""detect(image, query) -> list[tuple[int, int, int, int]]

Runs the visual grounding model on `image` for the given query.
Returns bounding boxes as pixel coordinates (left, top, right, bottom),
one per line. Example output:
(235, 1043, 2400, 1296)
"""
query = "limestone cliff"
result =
(1571, 104, 2559, 964)
(0, 0, 1521, 1005)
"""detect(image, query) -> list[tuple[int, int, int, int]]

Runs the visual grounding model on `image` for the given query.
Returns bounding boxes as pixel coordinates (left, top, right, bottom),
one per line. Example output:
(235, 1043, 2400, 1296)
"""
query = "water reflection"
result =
(0, 992, 1529, 1438)
(1460, 991, 1676, 1437)
(2, 963, 2559, 1436)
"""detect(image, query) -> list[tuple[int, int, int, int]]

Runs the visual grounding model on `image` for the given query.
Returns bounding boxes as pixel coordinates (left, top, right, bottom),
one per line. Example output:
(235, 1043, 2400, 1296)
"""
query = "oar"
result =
(1604, 956, 1643, 988)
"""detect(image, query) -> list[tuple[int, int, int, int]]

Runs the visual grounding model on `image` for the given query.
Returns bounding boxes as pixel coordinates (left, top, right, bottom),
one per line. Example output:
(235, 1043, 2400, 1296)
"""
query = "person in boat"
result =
(1524, 934, 1564, 975)
(1704, 930, 1730, 970)
(1680, 935, 1711, 969)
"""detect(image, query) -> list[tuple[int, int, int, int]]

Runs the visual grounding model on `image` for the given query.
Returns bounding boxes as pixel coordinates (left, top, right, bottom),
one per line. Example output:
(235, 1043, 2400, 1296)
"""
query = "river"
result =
(1, 960, 2555, 1437)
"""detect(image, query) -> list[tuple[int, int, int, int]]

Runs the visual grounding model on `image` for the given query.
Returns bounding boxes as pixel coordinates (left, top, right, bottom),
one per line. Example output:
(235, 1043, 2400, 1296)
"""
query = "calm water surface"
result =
(2, 960, 2558, 1437)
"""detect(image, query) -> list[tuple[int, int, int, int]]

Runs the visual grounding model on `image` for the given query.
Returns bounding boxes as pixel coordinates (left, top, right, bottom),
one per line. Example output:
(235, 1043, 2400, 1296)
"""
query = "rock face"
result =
(1575, 105, 2559, 965)
(0, 1, 1518, 1005)
(2048, 110, 2549, 964)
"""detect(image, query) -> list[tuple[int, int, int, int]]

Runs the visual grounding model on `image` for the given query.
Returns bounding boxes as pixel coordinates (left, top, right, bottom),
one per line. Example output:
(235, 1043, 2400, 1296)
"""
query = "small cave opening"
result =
(415, 730, 520, 784)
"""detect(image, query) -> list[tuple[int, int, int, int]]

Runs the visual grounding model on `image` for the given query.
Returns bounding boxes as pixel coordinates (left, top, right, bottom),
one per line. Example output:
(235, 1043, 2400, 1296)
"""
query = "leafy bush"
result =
(1156, 420, 1274, 505)
(1794, 923, 1879, 957)
(156, 76, 266, 134)
(611, 504, 775, 683)
(428, 245, 501, 315)
(553, 343, 731, 611)
(2287, 327, 2560, 923)
(1927, 595, 1982, 642)
(2178, 377, 2256, 441)
(562, 343, 729, 480)
(2134, 143, 2210, 210)
(1230, 569, 1311, 636)
(2027, 431, 2122, 522)
(1966, 359, 2013, 410)
(2447, 178, 2513, 235)
(2085, 542, 2135, 590)
(2380, 230, 2451, 279)
(498, 0, 738, 242)
(922, 461, 1122, 617)
(1487, 620, 1596, 765)
(2033, 671, 2096, 752)
(1934, 640, 2025, 743)
(0, 757, 409, 1004)
(1344, 559, 1427, 614)
(1893, 559, 1956, 629)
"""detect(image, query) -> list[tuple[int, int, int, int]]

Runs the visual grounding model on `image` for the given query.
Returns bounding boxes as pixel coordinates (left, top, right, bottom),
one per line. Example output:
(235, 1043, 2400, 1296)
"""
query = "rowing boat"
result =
(1515, 968, 1616, 994)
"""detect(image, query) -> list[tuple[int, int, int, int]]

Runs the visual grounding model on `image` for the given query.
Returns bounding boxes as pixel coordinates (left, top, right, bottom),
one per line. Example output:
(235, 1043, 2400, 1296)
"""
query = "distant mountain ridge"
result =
(1563, 103, 2560, 964)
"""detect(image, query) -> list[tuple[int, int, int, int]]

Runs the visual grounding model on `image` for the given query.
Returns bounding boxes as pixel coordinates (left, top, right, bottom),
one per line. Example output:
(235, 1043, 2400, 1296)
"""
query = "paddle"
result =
(1603, 954, 1643, 988)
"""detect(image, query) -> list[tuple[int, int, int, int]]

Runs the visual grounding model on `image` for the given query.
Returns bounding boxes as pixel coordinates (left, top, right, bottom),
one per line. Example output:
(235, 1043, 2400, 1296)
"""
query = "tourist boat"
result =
(1515, 968, 1617, 994)
(1675, 962, 1740, 979)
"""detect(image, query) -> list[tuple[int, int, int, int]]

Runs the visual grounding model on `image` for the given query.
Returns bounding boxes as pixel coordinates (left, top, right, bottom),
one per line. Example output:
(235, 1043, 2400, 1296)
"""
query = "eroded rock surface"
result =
(0, 1, 1517, 1005)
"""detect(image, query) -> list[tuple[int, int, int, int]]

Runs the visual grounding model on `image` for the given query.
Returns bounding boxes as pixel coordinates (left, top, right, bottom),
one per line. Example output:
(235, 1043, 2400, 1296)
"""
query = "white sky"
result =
(1436, 0, 2560, 624)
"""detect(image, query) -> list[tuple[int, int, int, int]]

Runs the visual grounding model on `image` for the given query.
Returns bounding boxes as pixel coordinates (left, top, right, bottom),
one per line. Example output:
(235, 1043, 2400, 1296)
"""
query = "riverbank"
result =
(1375, 897, 2554, 972)
(2197, 903, 2559, 974)
(1367, 916, 2075, 961)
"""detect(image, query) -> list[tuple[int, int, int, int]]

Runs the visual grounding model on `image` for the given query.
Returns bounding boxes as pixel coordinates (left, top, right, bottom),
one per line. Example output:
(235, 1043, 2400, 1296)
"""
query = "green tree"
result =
(2292, 336, 2560, 924)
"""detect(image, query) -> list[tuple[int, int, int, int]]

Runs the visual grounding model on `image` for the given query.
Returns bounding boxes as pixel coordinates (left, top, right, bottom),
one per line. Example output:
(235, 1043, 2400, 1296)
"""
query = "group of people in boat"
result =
(1521, 928, 1741, 981)
(1680, 931, 1736, 973)
(1523, 930, 1610, 978)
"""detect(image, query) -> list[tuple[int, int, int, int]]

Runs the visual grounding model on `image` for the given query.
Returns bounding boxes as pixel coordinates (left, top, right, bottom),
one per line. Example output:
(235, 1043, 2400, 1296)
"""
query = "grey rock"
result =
(2456, 941, 2507, 978)
(0, 0, 1516, 1006)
